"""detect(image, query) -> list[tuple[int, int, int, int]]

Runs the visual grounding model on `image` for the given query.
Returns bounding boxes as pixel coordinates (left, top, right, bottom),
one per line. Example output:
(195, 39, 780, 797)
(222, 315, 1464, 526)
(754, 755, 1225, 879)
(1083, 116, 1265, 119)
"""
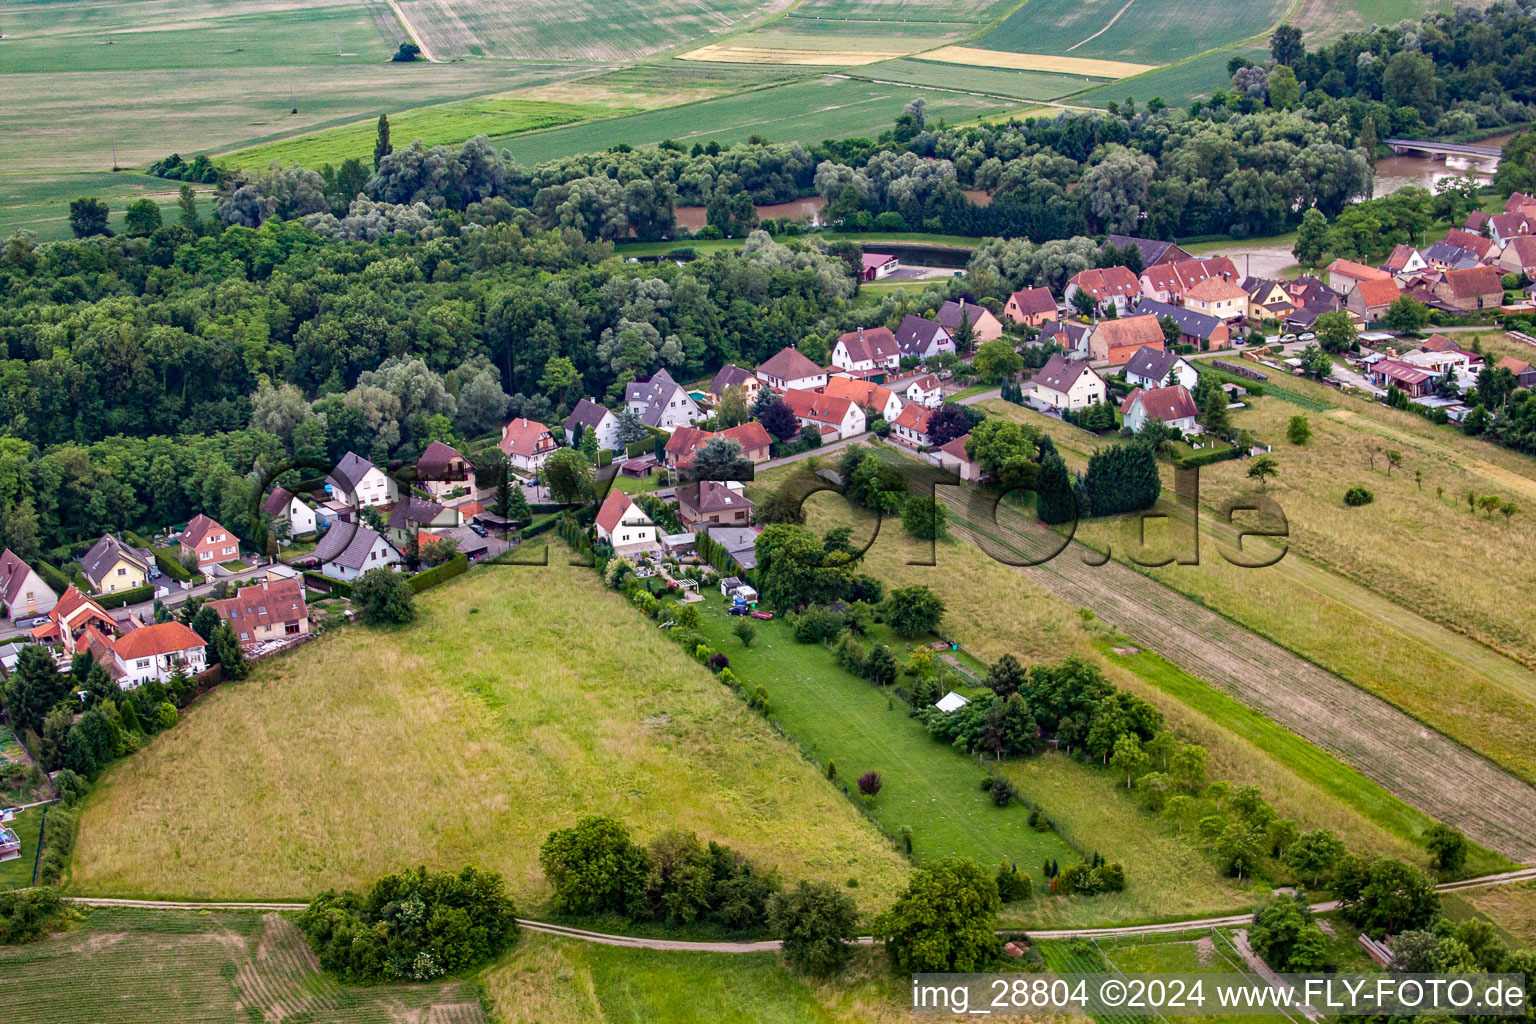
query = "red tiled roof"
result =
(112, 621, 205, 660)
(207, 578, 307, 630)
(1094, 314, 1165, 349)
(835, 326, 899, 365)
(1444, 227, 1494, 258)
(1121, 385, 1198, 422)
(1496, 356, 1533, 375)
(823, 377, 893, 411)
(781, 388, 854, 425)
(1069, 265, 1140, 299)
(595, 489, 638, 535)
(1007, 287, 1057, 316)
(1420, 334, 1460, 352)
(1504, 236, 1536, 267)
(499, 418, 554, 458)
(1328, 258, 1390, 282)
(1185, 276, 1247, 302)
(181, 513, 224, 549)
(893, 404, 934, 433)
(719, 420, 771, 451)
(936, 433, 973, 462)
(1353, 278, 1402, 308)
(1443, 265, 1503, 299)
(757, 347, 824, 381)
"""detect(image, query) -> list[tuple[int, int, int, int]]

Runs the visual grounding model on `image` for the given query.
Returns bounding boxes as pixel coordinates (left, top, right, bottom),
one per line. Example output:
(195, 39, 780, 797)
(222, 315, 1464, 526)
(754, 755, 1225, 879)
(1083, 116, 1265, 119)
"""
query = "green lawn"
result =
(691, 596, 1078, 887)
(0, 807, 43, 890)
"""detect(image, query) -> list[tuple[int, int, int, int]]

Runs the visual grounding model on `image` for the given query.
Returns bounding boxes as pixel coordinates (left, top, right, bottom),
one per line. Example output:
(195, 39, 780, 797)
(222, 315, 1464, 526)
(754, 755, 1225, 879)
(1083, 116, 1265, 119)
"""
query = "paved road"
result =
(63, 867, 1536, 951)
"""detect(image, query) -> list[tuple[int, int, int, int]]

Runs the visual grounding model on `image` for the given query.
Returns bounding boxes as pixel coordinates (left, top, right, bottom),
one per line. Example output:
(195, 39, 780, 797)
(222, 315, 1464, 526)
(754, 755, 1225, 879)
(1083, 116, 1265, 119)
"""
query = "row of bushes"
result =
(406, 553, 468, 595)
(519, 516, 560, 541)
(94, 584, 154, 610)
(36, 809, 76, 885)
(1162, 440, 1243, 470)
(303, 571, 351, 597)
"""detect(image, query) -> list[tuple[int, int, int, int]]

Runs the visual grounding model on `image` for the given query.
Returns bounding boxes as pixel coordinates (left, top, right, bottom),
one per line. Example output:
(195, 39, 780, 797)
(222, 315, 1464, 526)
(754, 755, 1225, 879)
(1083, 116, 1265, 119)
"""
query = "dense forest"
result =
(10, 4, 1536, 563)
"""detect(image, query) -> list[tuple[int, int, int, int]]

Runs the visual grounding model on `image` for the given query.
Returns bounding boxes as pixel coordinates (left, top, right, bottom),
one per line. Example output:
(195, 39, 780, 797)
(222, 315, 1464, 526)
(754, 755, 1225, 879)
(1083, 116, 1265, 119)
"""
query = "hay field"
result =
(862, 59, 1101, 101)
(919, 45, 1156, 78)
(221, 96, 612, 170)
(0, 906, 486, 1024)
(1455, 881, 1536, 946)
(69, 554, 907, 909)
(679, 43, 911, 65)
(397, 0, 792, 61)
(977, 0, 1290, 64)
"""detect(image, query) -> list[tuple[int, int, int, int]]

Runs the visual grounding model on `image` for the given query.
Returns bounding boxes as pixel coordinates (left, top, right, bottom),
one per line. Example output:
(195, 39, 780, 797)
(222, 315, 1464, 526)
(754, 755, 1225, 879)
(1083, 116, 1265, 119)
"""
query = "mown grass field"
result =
(860, 59, 1102, 101)
(398, 0, 788, 61)
(1454, 881, 1536, 947)
(222, 97, 614, 170)
(69, 554, 908, 910)
(486, 931, 939, 1024)
(0, 906, 486, 1024)
(977, 0, 1289, 64)
(497, 77, 1018, 164)
(749, 458, 1495, 873)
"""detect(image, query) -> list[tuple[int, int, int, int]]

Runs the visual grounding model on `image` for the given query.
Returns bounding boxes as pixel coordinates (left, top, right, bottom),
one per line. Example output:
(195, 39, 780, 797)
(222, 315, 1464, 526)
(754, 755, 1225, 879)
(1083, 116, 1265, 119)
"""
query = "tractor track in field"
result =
(935, 486, 1536, 863)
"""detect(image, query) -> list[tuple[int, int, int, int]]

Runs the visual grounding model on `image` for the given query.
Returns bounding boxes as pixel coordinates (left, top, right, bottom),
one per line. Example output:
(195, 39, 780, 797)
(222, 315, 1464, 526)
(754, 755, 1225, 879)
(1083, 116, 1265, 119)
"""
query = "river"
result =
(1371, 132, 1510, 195)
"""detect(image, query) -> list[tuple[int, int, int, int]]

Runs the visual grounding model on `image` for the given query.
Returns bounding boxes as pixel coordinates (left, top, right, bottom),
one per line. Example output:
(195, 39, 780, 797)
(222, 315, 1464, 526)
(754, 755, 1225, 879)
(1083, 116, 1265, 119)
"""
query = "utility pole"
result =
(111, 134, 118, 171)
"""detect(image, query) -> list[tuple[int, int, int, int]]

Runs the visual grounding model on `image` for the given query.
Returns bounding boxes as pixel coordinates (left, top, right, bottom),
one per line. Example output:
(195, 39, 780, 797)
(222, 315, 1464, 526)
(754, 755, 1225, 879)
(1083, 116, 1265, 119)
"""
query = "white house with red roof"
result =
(860, 252, 899, 281)
(1004, 287, 1059, 326)
(180, 514, 238, 569)
(110, 621, 207, 689)
(499, 417, 558, 472)
(207, 578, 309, 646)
(887, 371, 943, 408)
(756, 347, 828, 392)
(891, 403, 935, 449)
(594, 490, 659, 554)
(1065, 266, 1141, 315)
(0, 549, 55, 621)
(1121, 385, 1199, 434)
(823, 377, 903, 422)
(1138, 257, 1240, 304)
(32, 586, 118, 656)
(781, 389, 866, 441)
(832, 326, 901, 375)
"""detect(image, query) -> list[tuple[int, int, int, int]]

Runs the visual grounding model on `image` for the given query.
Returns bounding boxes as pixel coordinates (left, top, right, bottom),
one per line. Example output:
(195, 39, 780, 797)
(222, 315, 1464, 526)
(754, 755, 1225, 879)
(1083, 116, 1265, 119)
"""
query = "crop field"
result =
(397, 0, 791, 61)
(221, 96, 614, 170)
(860, 59, 1101, 101)
(0, 906, 486, 1024)
(748, 461, 1479, 872)
(69, 556, 908, 909)
(1072, 45, 1264, 108)
(791, 0, 1019, 18)
(918, 45, 1156, 79)
(977, 0, 1290, 64)
(1454, 881, 1536, 946)
(496, 77, 1018, 165)
(486, 930, 930, 1023)
(679, 42, 915, 65)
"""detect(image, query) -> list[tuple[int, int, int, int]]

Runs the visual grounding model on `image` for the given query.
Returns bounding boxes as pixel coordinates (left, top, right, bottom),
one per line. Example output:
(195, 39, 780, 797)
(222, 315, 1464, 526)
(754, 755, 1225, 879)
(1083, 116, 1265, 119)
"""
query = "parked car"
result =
(1298, 332, 1316, 342)
(750, 610, 773, 620)
(1279, 333, 1298, 343)
(468, 523, 488, 537)
(727, 604, 749, 616)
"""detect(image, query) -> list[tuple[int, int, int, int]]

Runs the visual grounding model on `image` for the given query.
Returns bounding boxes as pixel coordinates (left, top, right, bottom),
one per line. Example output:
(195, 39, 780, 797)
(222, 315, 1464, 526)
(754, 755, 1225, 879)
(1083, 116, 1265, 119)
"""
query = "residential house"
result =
(890, 403, 935, 448)
(1123, 345, 1198, 391)
(1490, 212, 1533, 248)
(1496, 356, 1536, 388)
(78, 533, 151, 594)
(933, 433, 981, 483)
(1382, 244, 1429, 278)
(1182, 276, 1248, 322)
(665, 421, 773, 468)
(1120, 385, 1199, 434)
(110, 622, 207, 689)
(935, 298, 1002, 343)
(263, 486, 318, 538)
(207, 578, 309, 646)
(415, 441, 476, 504)
(1433, 265, 1505, 311)
(0, 549, 56, 621)
(594, 490, 658, 554)
(419, 525, 489, 563)
(1400, 346, 1478, 378)
(33, 586, 118, 657)
(327, 451, 398, 508)
(1285, 276, 1342, 311)
(1138, 257, 1240, 305)
(893, 316, 954, 362)
(708, 365, 761, 407)
(1038, 319, 1092, 355)
(1498, 236, 1536, 277)
(1087, 314, 1165, 365)
(861, 252, 899, 281)
(1326, 258, 1391, 293)
(756, 347, 828, 392)
(1243, 278, 1294, 322)
(180, 514, 238, 570)
(1371, 359, 1436, 397)
(1466, 210, 1492, 232)
(1346, 278, 1402, 322)
(824, 377, 903, 422)
(1032, 354, 1107, 411)
(386, 497, 458, 550)
(1105, 234, 1192, 268)
(563, 399, 621, 452)
(499, 417, 558, 472)
(624, 369, 703, 431)
(831, 326, 901, 376)
(1420, 333, 1461, 353)
(1003, 287, 1059, 327)
(720, 421, 773, 463)
(887, 371, 943, 408)
(677, 481, 754, 528)
(1424, 241, 1485, 273)
(663, 425, 714, 469)
(311, 524, 402, 583)
(1132, 298, 1230, 351)
(696, 525, 761, 571)
(1444, 227, 1498, 261)
(1505, 192, 1536, 213)
(1065, 266, 1142, 315)
(781, 388, 866, 441)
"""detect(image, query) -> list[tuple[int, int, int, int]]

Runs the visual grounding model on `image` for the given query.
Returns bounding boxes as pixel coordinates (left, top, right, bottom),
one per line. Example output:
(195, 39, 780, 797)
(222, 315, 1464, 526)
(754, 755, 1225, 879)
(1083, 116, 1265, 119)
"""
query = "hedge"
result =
(1163, 440, 1242, 469)
(151, 545, 194, 582)
(95, 584, 154, 609)
(520, 517, 560, 540)
(303, 571, 352, 597)
(34, 560, 72, 596)
(407, 553, 468, 594)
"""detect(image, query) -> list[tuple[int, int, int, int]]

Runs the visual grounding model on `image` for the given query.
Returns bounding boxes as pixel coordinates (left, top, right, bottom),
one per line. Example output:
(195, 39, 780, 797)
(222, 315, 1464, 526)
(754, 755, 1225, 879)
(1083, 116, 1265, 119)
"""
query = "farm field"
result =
(976, 0, 1289, 64)
(495, 77, 1019, 165)
(917, 46, 1156, 79)
(485, 930, 929, 1023)
(0, 906, 487, 1024)
(1072, 45, 1267, 108)
(220, 96, 615, 171)
(745, 469, 1458, 872)
(1454, 880, 1536, 946)
(396, 0, 792, 61)
(985, 392, 1536, 788)
(859, 59, 1104, 101)
(68, 554, 908, 909)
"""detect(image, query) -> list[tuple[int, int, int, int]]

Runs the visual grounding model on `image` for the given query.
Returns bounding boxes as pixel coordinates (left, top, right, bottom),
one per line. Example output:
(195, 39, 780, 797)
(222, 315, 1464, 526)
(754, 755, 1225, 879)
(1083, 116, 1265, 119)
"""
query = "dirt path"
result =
(937, 489, 1536, 863)
(383, 0, 443, 62)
